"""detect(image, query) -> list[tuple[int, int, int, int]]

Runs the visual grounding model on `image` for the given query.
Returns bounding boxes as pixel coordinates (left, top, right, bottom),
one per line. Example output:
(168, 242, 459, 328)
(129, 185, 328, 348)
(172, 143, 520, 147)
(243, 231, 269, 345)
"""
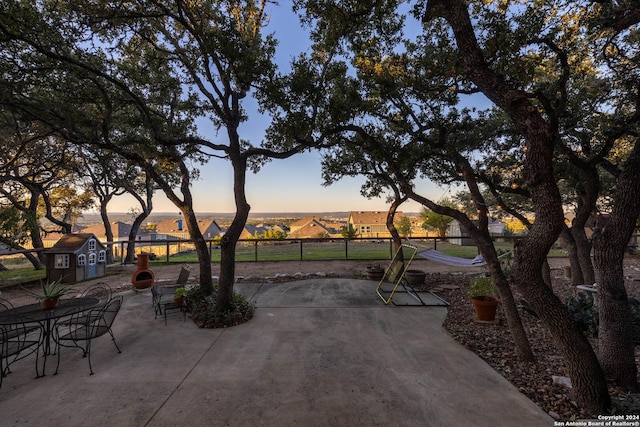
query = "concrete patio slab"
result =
(0, 278, 553, 426)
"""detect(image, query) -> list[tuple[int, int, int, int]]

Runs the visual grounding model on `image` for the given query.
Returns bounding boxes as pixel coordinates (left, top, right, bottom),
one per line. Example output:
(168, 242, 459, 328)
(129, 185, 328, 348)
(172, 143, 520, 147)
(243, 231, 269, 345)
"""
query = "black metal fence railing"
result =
(3, 234, 638, 264)
(112, 236, 514, 264)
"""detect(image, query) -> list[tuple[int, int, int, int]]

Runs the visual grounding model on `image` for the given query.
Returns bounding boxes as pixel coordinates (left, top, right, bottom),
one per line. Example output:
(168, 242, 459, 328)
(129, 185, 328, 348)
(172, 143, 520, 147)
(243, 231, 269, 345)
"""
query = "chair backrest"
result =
(89, 295, 123, 338)
(81, 282, 112, 306)
(176, 264, 192, 285)
(0, 297, 13, 311)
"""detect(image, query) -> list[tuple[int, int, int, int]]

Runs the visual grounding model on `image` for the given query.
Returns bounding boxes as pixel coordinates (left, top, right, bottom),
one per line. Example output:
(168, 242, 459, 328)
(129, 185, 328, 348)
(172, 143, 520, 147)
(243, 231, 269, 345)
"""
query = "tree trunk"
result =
(593, 245, 638, 389)
(424, 0, 611, 412)
(592, 143, 640, 390)
(560, 226, 585, 285)
(573, 227, 595, 285)
(386, 195, 407, 252)
(217, 150, 251, 313)
(182, 204, 212, 295)
(477, 235, 536, 362)
(405, 186, 535, 362)
(99, 198, 115, 264)
(125, 177, 154, 264)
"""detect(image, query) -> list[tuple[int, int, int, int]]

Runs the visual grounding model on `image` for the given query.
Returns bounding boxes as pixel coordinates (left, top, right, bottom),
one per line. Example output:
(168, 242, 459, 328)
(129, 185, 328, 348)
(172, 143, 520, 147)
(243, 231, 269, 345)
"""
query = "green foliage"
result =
(340, 224, 357, 239)
(0, 207, 37, 248)
(185, 285, 255, 329)
(248, 229, 288, 240)
(466, 276, 498, 299)
(565, 295, 640, 343)
(565, 293, 599, 338)
(22, 278, 75, 302)
(420, 203, 455, 236)
(174, 287, 187, 298)
(395, 216, 412, 237)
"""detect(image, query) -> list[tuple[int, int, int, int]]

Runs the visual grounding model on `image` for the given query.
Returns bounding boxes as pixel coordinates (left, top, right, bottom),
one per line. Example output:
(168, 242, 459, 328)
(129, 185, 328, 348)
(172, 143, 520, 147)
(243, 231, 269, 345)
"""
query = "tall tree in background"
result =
(420, 199, 455, 236)
(0, 1, 336, 315)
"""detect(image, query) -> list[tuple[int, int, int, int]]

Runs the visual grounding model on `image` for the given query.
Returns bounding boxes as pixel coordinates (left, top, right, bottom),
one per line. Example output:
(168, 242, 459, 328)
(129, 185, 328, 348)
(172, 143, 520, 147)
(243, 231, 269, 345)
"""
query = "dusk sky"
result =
(106, 4, 454, 214)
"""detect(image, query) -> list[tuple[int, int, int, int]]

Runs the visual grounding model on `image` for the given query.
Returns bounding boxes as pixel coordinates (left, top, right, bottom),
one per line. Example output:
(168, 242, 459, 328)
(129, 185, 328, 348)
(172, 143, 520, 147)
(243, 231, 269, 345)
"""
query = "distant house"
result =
(287, 219, 338, 239)
(448, 219, 505, 246)
(289, 216, 323, 234)
(81, 221, 133, 242)
(239, 224, 270, 239)
(155, 217, 222, 240)
(348, 211, 405, 239)
(45, 233, 107, 283)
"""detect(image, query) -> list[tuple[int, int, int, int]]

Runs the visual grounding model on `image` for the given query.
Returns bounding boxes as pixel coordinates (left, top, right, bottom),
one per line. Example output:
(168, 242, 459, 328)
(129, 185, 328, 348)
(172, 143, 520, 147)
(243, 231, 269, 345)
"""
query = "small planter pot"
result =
(365, 266, 385, 281)
(174, 297, 185, 307)
(472, 296, 499, 321)
(404, 269, 426, 286)
(42, 297, 59, 310)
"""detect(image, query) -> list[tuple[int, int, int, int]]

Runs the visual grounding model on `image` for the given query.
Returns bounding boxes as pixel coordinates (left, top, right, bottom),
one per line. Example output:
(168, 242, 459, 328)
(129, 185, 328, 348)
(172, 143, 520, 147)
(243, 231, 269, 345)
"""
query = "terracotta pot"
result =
(472, 296, 499, 321)
(42, 297, 59, 310)
(137, 253, 150, 270)
(131, 253, 155, 289)
(174, 297, 185, 307)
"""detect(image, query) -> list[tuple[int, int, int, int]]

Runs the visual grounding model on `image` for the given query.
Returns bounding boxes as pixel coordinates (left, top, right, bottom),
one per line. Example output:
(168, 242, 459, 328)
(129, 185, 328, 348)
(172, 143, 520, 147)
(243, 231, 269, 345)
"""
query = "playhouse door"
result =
(87, 253, 97, 279)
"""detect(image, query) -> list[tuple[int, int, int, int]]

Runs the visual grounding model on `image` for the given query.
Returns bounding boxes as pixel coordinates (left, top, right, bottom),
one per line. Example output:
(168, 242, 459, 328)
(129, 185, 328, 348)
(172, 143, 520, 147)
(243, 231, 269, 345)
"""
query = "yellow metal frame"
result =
(375, 244, 418, 305)
(375, 243, 449, 306)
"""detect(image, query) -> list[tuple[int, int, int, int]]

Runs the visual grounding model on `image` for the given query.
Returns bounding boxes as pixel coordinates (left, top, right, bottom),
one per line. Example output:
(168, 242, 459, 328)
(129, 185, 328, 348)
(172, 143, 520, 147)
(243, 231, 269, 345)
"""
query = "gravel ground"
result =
(426, 260, 640, 421)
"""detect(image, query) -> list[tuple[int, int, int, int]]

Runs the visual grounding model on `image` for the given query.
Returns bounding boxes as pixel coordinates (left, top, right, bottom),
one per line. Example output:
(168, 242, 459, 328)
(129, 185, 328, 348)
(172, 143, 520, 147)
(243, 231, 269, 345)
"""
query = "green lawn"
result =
(1, 238, 569, 287)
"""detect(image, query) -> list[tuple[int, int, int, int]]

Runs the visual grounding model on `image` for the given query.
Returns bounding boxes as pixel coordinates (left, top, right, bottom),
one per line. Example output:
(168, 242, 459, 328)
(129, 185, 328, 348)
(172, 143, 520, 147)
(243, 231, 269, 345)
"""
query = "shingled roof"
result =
(46, 233, 104, 253)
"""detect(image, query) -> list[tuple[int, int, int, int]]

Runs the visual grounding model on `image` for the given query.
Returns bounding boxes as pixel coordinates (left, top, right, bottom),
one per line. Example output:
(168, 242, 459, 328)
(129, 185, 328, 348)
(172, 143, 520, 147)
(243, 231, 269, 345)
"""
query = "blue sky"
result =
(106, 4, 451, 214)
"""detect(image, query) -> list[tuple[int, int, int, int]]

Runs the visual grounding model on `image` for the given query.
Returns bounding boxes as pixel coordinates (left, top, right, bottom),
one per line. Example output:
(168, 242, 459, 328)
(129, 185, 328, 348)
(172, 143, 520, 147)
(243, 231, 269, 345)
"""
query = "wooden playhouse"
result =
(45, 233, 107, 283)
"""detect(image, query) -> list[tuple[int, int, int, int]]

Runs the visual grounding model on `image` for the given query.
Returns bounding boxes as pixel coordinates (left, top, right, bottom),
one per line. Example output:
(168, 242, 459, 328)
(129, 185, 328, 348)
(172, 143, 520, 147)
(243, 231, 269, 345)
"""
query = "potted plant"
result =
(174, 287, 187, 307)
(365, 263, 385, 281)
(467, 275, 499, 321)
(23, 278, 75, 310)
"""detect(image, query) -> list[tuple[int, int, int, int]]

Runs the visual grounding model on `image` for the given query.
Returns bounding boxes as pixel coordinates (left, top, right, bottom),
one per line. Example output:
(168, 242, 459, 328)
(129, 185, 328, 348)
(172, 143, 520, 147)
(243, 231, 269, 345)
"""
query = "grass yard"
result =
(1, 238, 567, 288)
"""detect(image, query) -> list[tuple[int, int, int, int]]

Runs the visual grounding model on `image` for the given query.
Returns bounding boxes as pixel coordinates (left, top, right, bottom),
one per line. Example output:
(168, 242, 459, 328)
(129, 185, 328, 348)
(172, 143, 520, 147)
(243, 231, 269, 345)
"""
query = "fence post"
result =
(345, 239, 348, 260)
(254, 241, 258, 261)
(166, 241, 170, 263)
(300, 240, 303, 260)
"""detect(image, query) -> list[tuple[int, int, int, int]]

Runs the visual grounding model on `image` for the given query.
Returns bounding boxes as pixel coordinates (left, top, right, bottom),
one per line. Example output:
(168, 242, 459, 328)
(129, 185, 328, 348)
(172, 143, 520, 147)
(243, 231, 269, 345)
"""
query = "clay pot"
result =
(174, 297, 185, 307)
(472, 296, 499, 321)
(42, 297, 59, 310)
(131, 253, 155, 289)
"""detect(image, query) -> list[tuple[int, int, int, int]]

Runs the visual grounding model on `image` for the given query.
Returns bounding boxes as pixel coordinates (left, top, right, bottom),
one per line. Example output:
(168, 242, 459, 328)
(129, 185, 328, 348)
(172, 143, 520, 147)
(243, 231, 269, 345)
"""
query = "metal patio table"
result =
(0, 297, 99, 377)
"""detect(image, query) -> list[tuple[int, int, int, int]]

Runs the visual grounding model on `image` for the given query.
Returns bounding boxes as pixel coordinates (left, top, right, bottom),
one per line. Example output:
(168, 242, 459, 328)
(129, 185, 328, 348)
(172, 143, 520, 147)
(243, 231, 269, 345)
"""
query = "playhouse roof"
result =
(46, 233, 104, 254)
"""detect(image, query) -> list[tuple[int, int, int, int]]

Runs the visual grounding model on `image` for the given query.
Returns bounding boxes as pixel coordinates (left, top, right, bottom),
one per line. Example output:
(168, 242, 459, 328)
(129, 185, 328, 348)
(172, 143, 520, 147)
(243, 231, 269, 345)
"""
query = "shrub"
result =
(565, 293, 640, 343)
(565, 292, 599, 338)
(185, 285, 255, 328)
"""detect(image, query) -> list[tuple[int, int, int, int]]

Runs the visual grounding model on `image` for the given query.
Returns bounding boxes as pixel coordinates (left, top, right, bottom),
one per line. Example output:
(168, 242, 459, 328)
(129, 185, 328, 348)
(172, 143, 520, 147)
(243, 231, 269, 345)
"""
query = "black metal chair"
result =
(58, 282, 113, 327)
(0, 298, 42, 388)
(55, 295, 123, 375)
(151, 264, 191, 317)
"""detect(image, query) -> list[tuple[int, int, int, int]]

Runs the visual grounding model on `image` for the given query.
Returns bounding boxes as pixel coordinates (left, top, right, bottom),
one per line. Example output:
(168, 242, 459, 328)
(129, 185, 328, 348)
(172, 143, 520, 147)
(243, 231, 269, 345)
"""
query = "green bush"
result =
(185, 285, 255, 328)
(565, 292, 599, 338)
(565, 294, 640, 343)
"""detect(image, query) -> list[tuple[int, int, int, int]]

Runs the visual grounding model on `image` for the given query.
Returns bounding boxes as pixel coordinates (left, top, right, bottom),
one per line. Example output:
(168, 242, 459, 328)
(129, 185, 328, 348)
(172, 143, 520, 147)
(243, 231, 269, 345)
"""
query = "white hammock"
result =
(416, 248, 487, 267)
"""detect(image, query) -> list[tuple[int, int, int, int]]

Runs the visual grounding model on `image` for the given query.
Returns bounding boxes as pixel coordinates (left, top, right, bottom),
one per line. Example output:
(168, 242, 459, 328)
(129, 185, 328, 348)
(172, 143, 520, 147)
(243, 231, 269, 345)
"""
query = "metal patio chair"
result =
(0, 298, 42, 388)
(151, 264, 192, 317)
(55, 295, 123, 375)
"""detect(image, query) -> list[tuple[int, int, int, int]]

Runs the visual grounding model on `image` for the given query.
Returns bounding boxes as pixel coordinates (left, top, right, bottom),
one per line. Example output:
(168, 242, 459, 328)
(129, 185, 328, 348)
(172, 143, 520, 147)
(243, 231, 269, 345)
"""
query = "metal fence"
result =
(112, 237, 487, 264)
